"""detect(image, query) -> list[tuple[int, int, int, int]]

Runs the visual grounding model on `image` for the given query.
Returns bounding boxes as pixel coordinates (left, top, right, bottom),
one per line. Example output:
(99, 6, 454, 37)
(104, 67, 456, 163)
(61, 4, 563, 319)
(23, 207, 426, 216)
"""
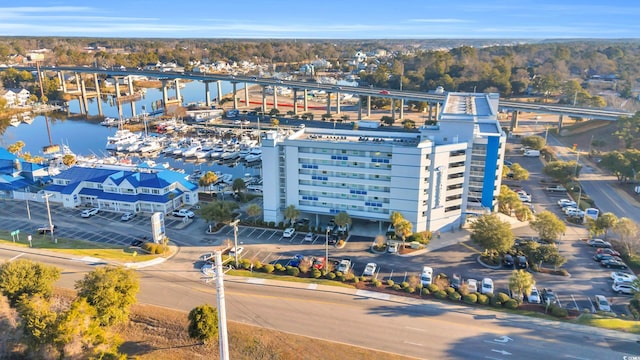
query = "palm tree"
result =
(284, 205, 299, 226)
(246, 203, 262, 224)
(334, 211, 352, 232)
(198, 171, 218, 196)
(232, 178, 246, 195)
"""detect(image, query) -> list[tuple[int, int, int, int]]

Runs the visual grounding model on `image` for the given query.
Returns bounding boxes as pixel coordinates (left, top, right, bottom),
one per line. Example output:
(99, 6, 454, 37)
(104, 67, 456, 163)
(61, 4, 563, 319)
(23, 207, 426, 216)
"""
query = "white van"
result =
(523, 149, 541, 157)
(420, 266, 433, 286)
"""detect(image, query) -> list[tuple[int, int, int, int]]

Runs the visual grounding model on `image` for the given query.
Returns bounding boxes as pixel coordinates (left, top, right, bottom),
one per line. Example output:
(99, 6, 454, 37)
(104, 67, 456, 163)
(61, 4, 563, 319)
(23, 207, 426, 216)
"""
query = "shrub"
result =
(477, 293, 489, 305)
(392, 284, 402, 291)
(405, 287, 415, 294)
(326, 272, 336, 280)
(374, 280, 383, 288)
(353, 277, 359, 285)
(337, 239, 345, 247)
(497, 292, 510, 304)
(263, 264, 275, 273)
(445, 287, 456, 295)
(463, 293, 478, 304)
(335, 271, 343, 278)
(241, 259, 252, 270)
(401, 281, 409, 289)
(287, 267, 300, 277)
(386, 279, 395, 286)
(311, 268, 322, 278)
(422, 288, 430, 296)
(549, 304, 568, 318)
(253, 262, 263, 271)
(274, 264, 285, 272)
(448, 291, 462, 301)
(427, 284, 439, 293)
(504, 299, 519, 309)
(434, 290, 447, 299)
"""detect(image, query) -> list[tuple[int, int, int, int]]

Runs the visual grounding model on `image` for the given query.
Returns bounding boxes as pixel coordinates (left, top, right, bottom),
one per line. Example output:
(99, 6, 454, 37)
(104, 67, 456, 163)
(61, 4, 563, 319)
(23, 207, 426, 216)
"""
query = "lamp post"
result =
(230, 219, 240, 267)
(325, 228, 330, 272)
(574, 151, 582, 209)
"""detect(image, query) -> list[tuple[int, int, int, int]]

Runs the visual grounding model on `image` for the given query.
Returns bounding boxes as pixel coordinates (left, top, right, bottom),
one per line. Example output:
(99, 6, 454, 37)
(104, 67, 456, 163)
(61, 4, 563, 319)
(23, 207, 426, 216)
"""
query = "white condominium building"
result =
(261, 92, 506, 233)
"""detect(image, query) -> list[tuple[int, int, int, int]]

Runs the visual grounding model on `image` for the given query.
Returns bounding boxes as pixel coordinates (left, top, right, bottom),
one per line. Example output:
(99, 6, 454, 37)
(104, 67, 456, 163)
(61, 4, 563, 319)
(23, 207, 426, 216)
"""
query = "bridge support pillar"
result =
(336, 91, 341, 114)
(326, 93, 331, 115)
(399, 99, 404, 119)
(435, 102, 441, 120)
(510, 110, 519, 131)
(366, 95, 371, 118)
(128, 76, 135, 95)
(74, 73, 81, 92)
(94, 73, 103, 116)
(59, 71, 67, 93)
(205, 81, 212, 107)
(174, 79, 181, 105)
(558, 114, 564, 132)
(357, 96, 362, 120)
(391, 99, 396, 121)
(261, 86, 267, 113)
(232, 82, 238, 109)
(80, 78, 89, 114)
(303, 89, 308, 112)
(217, 81, 223, 104)
(244, 83, 249, 108)
(273, 86, 278, 110)
(293, 89, 299, 115)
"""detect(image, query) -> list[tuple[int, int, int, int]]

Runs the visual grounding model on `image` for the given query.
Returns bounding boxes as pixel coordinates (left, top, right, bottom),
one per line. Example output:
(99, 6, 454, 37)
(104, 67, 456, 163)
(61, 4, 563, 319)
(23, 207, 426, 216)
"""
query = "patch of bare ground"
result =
(30, 289, 413, 360)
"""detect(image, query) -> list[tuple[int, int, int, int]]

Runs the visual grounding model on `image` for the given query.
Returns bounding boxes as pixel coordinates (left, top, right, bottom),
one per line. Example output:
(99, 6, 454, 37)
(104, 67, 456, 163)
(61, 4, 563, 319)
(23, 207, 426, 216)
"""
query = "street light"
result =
(325, 228, 330, 272)
(43, 192, 54, 242)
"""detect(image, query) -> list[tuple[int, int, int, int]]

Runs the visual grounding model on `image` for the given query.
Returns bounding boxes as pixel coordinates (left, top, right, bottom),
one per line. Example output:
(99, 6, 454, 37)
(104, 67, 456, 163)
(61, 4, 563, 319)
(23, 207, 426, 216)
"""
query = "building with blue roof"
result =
(43, 165, 198, 214)
(0, 147, 49, 198)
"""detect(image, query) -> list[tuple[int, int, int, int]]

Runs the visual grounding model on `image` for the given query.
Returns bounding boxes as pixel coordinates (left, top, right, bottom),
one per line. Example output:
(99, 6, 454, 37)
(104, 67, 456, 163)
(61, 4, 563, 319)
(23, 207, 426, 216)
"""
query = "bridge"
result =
(12, 65, 635, 129)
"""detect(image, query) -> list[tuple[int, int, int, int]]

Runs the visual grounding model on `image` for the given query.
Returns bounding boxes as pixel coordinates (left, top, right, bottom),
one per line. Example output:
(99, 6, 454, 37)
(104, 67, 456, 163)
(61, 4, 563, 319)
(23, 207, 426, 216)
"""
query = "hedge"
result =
(448, 291, 462, 301)
(434, 290, 447, 299)
(504, 299, 519, 309)
(477, 293, 489, 305)
(463, 293, 478, 304)
(262, 264, 275, 273)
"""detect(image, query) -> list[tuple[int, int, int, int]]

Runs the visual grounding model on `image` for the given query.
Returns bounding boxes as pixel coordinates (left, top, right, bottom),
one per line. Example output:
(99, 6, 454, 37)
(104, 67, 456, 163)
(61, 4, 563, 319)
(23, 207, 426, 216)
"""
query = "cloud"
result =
(407, 18, 469, 23)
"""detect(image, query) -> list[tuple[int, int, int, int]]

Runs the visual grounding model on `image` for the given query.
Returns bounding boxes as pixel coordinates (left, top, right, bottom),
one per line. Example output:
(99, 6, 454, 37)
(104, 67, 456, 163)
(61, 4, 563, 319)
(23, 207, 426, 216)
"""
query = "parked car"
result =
(517, 193, 532, 202)
(199, 252, 214, 262)
(503, 254, 514, 267)
(451, 273, 462, 290)
(612, 282, 639, 295)
(601, 259, 628, 269)
(363, 262, 377, 276)
(172, 209, 195, 218)
(288, 254, 305, 267)
(597, 248, 621, 257)
(379, 90, 390, 95)
(467, 279, 478, 293)
(593, 253, 622, 262)
(541, 288, 558, 305)
(228, 246, 244, 256)
(121, 212, 136, 221)
(420, 266, 433, 286)
(557, 199, 576, 208)
(303, 232, 314, 242)
(337, 258, 351, 273)
(37, 224, 57, 234)
(516, 255, 528, 269)
(387, 242, 399, 254)
(312, 257, 326, 270)
(200, 263, 214, 276)
(81, 207, 100, 218)
(610, 272, 637, 283)
(594, 295, 611, 312)
(295, 218, 310, 228)
(283, 227, 296, 238)
(527, 286, 541, 304)
(131, 238, 145, 247)
(481, 278, 494, 295)
(326, 219, 336, 231)
(587, 238, 612, 248)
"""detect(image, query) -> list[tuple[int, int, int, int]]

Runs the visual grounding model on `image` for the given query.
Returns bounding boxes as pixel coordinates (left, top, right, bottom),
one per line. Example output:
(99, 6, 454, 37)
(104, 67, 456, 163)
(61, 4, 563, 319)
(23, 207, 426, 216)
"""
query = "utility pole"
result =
(43, 192, 54, 242)
(325, 228, 330, 272)
(213, 250, 230, 360)
(230, 219, 240, 267)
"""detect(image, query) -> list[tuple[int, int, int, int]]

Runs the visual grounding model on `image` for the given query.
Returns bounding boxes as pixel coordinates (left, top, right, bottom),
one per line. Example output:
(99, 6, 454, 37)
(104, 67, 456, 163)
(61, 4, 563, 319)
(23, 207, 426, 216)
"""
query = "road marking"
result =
(404, 327, 426, 332)
(355, 290, 390, 300)
(9, 253, 24, 262)
(307, 284, 318, 290)
(484, 357, 504, 360)
(491, 349, 511, 355)
(493, 336, 513, 343)
(247, 278, 265, 284)
(563, 356, 590, 360)
(484, 340, 506, 346)
(403, 341, 422, 347)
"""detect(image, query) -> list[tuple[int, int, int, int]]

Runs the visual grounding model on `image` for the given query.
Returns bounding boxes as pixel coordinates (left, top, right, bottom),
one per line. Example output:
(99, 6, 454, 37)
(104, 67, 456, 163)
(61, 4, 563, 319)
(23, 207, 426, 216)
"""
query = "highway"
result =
(13, 65, 634, 121)
(0, 244, 636, 359)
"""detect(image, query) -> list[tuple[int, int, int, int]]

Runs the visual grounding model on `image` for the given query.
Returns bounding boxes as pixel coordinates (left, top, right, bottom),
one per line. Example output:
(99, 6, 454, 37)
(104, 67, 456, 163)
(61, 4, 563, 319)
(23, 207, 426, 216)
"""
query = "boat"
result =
(244, 147, 262, 162)
(21, 114, 34, 124)
(221, 150, 240, 161)
(106, 129, 141, 151)
(9, 115, 20, 127)
(194, 149, 210, 159)
(138, 138, 163, 153)
(100, 117, 117, 126)
(182, 142, 203, 158)
(214, 172, 234, 184)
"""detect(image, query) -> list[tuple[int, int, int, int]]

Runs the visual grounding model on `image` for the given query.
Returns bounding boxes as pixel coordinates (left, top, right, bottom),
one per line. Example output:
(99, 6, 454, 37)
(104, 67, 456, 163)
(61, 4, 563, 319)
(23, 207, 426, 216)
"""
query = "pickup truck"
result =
(172, 209, 195, 218)
(546, 185, 567, 193)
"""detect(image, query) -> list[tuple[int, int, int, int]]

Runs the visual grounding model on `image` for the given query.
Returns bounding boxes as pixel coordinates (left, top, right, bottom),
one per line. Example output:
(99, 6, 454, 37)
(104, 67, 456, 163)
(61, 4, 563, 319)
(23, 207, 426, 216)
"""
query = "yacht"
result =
(9, 115, 20, 127)
(138, 138, 163, 153)
(100, 117, 117, 126)
(21, 114, 34, 124)
(105, 129, 141, 151)
(244, 147, 262, 162)
(182, 142, 203, 158)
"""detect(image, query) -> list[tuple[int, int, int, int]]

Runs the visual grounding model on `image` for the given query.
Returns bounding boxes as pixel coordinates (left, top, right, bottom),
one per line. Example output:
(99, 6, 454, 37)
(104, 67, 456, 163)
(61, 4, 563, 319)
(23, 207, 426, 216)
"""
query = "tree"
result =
(0, 259, 60, 306)
(529, 211, 566, 242)
(188, 304, 218, 344)
(199, 200, 239, 225)
(271, 118, 280, 127)
(521, 135, 545, 150)
(334, 211, 352, 232)
(284, 204, 299, 226)
(389, 211, 404, 227)
(595, 212, 618, 239)
(543, 160, 581, 181)
(497, 185, 519, 215)
(612, 217, 640, 256)
(508, 163, 529, 181)
(245, 203, 262, 224)
(513, 202, 533, 221)
(532, 244, 561, 269)
(7, 141, 25, 155)
(54, 298, 114, 359)
(470, 214, 514, 255)
(548, 253, 567, 271)
(16, 294, 58, 355)
(394, 219, 413, 249)
(232, 178, 246, 194)
(75, 266, 140, 326)
(62, 154, 76, 167)
(198, 171, 218, 195)
(508, 269, 535, 300)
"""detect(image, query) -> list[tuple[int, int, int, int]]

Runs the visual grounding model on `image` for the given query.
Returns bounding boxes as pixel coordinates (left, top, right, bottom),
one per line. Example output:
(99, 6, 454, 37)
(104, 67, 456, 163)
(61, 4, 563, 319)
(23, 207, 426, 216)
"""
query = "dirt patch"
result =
(555, 121, 622, 153)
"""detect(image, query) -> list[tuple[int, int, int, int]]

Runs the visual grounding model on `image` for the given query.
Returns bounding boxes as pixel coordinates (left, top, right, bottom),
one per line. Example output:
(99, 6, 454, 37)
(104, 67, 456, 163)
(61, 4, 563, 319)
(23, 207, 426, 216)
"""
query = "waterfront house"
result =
(1, 88, 31, 107)
(0, 148, 47, 198)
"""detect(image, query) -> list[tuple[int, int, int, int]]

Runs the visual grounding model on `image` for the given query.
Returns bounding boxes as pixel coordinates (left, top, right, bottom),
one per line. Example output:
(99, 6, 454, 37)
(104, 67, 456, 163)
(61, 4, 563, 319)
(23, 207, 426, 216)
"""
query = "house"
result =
(43, 165, 198, 215)
(1, 88, 31, 107)
(0, 148, 47, 198)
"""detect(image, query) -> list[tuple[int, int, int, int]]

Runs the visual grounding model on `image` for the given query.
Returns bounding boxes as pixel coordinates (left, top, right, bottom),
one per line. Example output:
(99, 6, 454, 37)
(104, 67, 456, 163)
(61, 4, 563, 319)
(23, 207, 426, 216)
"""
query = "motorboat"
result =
(100, 117, 117, 126)
(106, 129, 141, 151)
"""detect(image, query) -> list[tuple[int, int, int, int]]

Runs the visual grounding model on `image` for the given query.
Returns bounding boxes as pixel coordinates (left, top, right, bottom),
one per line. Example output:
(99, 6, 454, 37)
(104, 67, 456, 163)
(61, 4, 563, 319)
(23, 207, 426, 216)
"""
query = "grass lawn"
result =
(574, 313, 640, 334)
(0, 229, 168, 262)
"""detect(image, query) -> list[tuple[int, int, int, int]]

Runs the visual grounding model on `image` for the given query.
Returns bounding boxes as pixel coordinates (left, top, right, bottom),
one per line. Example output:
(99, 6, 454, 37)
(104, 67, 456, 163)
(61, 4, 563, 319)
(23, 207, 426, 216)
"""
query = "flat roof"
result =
(292, 129, 422, 147)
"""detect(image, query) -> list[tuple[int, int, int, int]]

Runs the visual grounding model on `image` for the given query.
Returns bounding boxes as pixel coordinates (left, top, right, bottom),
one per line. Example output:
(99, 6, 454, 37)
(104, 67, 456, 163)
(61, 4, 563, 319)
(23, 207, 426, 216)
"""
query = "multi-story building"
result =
(261, 92, 506, 233)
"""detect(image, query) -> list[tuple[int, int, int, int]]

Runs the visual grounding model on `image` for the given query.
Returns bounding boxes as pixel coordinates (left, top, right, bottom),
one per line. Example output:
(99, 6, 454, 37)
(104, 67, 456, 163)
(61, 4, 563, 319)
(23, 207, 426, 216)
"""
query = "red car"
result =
(312, 257, 325, 270)
(379, 90, 390, 95)
(596, 248, 620, 257)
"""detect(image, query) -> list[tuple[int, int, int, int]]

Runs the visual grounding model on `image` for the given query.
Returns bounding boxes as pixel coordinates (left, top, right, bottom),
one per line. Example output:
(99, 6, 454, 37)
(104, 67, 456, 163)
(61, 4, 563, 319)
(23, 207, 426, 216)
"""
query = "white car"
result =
(303, 232, 314, 242)
(557, 199, 576, 208)
(517, 192, 531, 202)
(199, 253, 215, 262)
(595, 295, 611, 312)
(200, 263, 215, 276)
(481, 278, 494, 295)
(528, 286, 541, 304)
(612, 282, 638, 295)
(363, 262, 377, 276)
(81, 207, 100, 218)
(121, 212, 136, 221)
(283, 227, 296, 238)
(337, 259, 351, 273)
(172, 209, 195, 218)
(387, 242, 399, 254)
(467, 279, 478, 293)
(611, 272, 637, 283)
(229, 246, 244, 256)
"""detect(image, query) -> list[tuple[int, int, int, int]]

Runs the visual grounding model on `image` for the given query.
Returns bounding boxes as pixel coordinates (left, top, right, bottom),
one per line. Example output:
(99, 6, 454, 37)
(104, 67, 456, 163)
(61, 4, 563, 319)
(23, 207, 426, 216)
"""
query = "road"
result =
(0, 245, 637, 359)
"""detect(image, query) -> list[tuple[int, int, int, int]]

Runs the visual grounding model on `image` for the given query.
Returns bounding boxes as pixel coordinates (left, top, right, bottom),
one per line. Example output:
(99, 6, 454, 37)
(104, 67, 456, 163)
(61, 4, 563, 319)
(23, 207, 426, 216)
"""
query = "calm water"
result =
(0, 80, 260, 179)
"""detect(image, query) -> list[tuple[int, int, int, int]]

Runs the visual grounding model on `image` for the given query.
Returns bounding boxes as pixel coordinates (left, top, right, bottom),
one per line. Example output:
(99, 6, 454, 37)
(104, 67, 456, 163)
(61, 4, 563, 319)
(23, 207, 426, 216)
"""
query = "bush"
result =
(421, 288, 430, 296)
(497, 292, 510, 304)
(405, 287, 415, 294)
(241, 259, 252, 270)
(386, 279, 395, 286)
(549, 304, 568, 318)
(463, 293, 478, 304)
(401, 281, 409, 289)
(253, 262, 263, 271)
(434, 290, 447, 299)
(445, 287, 456, 295)
(263, 264, 275, 273)
(448, 291, 462, 301)
(287, 267, 300, 277)
(311, 268, 322, 278)
(427, 284, 439, 293)
(326, 272, 336, 280)
(392, 284, 402, 291)
(274, 264, 285, 272)
(374, 280, 383, 288)
(353, 277, 359, 285)
(477, 293, 489, 305)
(504, 299, 519, 309)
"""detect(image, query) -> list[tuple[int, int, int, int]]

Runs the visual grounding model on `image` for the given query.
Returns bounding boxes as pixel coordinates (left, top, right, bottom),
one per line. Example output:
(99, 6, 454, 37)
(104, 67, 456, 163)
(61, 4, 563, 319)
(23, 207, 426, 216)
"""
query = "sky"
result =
(0, 1, 639, 39)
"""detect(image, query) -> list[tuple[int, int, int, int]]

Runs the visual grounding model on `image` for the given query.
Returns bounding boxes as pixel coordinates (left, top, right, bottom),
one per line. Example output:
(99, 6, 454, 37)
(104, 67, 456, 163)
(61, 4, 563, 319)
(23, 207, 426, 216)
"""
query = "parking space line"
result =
(246, 228, 257, 238)
(255, 229, 267, 238)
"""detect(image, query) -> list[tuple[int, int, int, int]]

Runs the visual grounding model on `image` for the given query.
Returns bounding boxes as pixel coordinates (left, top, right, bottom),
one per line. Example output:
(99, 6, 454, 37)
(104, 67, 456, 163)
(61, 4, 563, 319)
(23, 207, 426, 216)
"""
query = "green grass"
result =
(227, 268, 356, 288)
(0, 231, 166, 262)
(574, 313, 640, 334)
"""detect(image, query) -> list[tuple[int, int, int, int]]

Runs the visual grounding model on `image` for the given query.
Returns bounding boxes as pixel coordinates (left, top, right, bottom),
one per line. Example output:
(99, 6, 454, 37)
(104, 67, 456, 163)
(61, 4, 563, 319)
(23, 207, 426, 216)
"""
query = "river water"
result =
(0, 80, 260, 179)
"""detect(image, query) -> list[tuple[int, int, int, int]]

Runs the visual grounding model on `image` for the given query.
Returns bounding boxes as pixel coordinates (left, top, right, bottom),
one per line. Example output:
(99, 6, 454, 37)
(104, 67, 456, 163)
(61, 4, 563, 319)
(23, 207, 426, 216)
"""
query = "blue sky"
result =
(1, 1, 638, 39)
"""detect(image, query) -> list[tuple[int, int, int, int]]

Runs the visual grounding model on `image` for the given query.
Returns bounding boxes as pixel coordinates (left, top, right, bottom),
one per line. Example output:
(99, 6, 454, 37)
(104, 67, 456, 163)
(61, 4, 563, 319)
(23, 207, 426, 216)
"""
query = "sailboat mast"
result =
(36, 61, 54, 146)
